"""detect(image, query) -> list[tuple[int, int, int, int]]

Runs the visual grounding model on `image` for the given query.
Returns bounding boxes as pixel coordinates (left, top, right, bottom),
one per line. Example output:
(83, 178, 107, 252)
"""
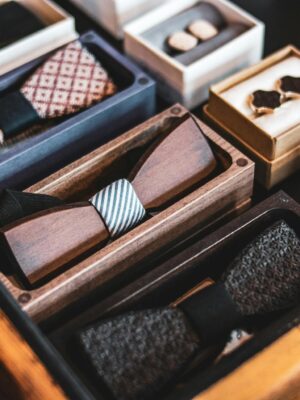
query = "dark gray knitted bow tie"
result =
(78, 220, 300, 400)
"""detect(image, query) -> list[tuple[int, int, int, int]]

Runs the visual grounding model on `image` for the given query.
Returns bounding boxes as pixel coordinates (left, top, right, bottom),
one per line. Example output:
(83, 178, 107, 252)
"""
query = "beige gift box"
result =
(68, 0, 168, 39)
(0, 0, 77, 75)
(124, 0, 264, 109)
(205, 45, 300, 188)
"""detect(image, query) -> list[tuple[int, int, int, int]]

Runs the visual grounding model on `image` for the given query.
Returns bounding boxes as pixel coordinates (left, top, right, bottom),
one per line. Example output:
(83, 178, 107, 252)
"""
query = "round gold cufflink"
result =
(248, 90, 283, 115)
(167, 31, 198, 52)
(187, 19, 218, 41)
(276, 75, 300, 99)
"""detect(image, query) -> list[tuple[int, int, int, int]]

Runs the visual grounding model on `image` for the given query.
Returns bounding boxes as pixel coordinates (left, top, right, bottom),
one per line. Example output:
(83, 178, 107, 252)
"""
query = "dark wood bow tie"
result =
(0, 116, 216, 285)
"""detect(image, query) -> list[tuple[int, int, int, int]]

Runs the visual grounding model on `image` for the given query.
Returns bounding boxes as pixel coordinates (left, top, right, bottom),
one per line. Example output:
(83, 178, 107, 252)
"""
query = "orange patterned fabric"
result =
(21, 40, 116, 119)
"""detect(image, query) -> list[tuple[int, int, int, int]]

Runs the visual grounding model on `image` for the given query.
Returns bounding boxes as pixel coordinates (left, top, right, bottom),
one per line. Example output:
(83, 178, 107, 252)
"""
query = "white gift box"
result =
(124, 0, 265, 109)
(68, 0, 167, 39)
(0, 0, 77, 75)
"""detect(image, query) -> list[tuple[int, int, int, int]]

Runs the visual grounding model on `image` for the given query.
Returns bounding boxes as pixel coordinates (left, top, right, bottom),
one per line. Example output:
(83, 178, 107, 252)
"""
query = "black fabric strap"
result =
(0, 1, 45, 49)
(179, 282, 243, 345)
(0, 189, 63, 228)
(0, 189, 63, 277)
(0, 91, 40, 141)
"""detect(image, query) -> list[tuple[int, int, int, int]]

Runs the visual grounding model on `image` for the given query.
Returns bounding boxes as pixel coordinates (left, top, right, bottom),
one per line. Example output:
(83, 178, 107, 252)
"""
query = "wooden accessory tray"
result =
(45, 191, 300, 400)
(0, 104, 254, 322)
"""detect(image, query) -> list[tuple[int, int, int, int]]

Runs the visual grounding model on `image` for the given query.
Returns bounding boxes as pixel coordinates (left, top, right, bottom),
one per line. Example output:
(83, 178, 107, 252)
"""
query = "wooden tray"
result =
(46, 191, 300, 400)
(0, 104, 254, 322)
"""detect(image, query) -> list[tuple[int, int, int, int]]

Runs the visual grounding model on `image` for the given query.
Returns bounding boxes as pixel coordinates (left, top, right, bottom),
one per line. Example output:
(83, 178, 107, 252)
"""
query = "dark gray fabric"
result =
(78, 308, 200, 400)
(77, 220, 300, 400)
(224, 220, 300, 316)
(0, 91, 40, 140)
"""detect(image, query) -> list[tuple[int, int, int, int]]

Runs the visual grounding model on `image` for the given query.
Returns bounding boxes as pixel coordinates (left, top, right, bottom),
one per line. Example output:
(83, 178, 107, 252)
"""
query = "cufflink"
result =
(248, 90, 283, 115)
(167, 31, 198, 52)
(276, 76, 300, 99)
(187, 19, 218, 41)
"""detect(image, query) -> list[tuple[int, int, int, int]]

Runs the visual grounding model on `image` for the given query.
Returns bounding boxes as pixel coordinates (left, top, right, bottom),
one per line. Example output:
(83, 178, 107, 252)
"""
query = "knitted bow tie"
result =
(0, 116, 217, 285)
(0, 40, 117, 143)
(77, 220, 300, 400)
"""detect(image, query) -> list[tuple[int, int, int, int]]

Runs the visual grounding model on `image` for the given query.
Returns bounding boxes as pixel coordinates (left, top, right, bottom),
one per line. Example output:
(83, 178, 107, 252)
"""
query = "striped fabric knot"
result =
(89, 179, 146, 238)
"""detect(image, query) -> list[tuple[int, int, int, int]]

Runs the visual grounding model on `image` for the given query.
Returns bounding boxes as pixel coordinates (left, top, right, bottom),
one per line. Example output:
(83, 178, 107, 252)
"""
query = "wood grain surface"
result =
(1, 203, 109, 285)
(0, 115, 216, 285)
(131, 115, 217, 208)
(0, 105, 254, 321)
(0, 311, 67, 400)
(195, 327, 300, 400)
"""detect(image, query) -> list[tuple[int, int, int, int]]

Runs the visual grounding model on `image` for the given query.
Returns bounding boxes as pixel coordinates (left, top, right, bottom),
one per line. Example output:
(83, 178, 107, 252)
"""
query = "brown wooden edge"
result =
(194, 327, 300, 400)
(0, 104, 254, 322)
(203, 104, 300, 189)
(0, 311, 68, 400)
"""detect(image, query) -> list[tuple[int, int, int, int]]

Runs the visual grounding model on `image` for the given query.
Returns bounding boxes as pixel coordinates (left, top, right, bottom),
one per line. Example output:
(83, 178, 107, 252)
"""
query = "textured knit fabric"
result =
(78, 308, 200, 400)
(0, 189, 62, 228)
(224, 220, 300, 316)
(21, 40, 116, 119)
(89, 179, 146, 238)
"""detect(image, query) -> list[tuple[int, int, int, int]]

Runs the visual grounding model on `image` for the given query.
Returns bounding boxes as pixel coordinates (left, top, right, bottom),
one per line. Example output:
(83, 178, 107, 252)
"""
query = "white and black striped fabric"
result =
(89, 179, 146, 238)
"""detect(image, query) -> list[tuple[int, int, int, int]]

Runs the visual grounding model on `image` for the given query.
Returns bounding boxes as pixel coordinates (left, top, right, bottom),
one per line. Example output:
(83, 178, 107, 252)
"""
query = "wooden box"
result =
(124, 0, 264, 109)
(46, 191, 300, 400)
(0, 30, 156, 189)
(0, 0, 77, 75)
(205, 45, 300, 188)
(0, 104, 254, 322)
(68, 0, 169, 39)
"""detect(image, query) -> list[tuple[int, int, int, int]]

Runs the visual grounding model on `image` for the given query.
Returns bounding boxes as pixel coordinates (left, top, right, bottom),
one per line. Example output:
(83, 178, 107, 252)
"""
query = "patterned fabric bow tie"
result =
(0, 40, 117, 143)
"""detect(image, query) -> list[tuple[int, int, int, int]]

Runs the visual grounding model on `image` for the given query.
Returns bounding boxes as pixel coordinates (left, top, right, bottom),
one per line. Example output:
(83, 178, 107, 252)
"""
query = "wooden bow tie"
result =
(0, 116, 216, 285)
(0, 40, 116, 143)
